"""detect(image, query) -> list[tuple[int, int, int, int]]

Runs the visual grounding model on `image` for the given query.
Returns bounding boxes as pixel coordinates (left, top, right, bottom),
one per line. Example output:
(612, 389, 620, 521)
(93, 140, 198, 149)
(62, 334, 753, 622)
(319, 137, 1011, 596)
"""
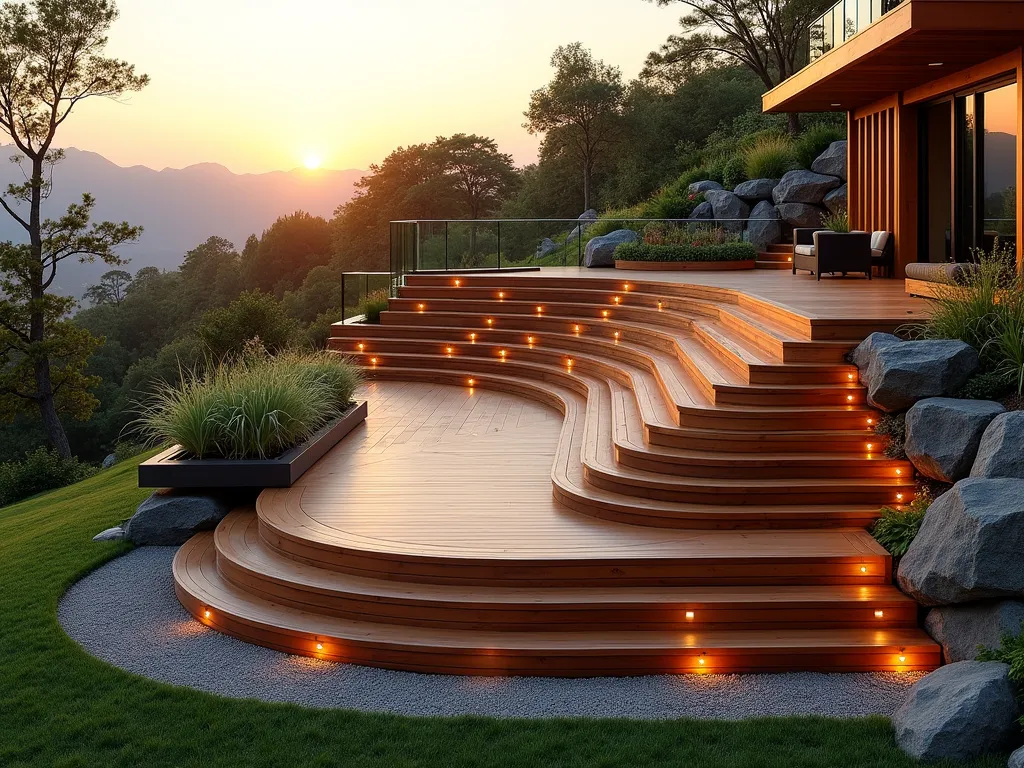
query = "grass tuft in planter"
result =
(135, 348, 362, 460)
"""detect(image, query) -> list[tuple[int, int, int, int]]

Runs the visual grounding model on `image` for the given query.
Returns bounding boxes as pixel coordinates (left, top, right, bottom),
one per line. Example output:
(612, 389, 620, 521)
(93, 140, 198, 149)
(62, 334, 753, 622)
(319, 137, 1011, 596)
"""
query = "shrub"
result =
(642, 223, 741, 247)
(908, 243, 1023, 382)
(977, 623, 1024, 689)
(113, 441, 148, 463)
(956, 370, 1015, 401)
(585, 204, 644, 238)
(304, 311, 342, 350)
(743, 135, 796, 180)
(820, 208, 850, 232)
(721, 153, 747, 189)
(134, 350, 363, 460)
(357, 289, 390, 324)
(0, 448, 96, 507)
(874, 412, 907, 460)
(196, 290, 299, 360)
(871, 493, 931, 557)
(640, 183, 706, 220)
(793, 124, 846, 169)
(615, 241, 757, 263)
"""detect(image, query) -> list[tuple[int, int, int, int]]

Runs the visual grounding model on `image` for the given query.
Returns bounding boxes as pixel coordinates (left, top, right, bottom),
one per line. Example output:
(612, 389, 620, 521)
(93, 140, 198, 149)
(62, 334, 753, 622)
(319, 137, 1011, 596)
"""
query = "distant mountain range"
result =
(0, 146, 365, 298)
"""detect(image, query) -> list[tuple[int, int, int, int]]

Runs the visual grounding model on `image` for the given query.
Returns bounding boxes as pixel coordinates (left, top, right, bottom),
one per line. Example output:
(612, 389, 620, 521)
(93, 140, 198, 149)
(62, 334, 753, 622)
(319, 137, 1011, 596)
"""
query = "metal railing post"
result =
(341, 272, 346, 321)
(444, 221, 448, 272)
(497, 221, 501, 269)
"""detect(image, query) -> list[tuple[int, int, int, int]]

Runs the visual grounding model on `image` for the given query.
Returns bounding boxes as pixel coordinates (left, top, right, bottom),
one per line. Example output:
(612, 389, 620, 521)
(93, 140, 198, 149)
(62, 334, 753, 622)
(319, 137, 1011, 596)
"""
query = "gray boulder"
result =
(893, 661, 1020, 763)
(690, 201, 714, 220)
(898, 478, 1024, 605)
(705, 189, 749, 233)
(566, 209, 598, 244)
(536, 237, 558, 259)
(687, 180, 722, 195)
(92, 526, 125, 542)
(858, 338, 980, 412)
(971, 411, 1024, 479)
(744, 201, 782, 251)
(904, 398, 1005, 483)
(772, 170, 843, 205)
(811, 140, 848, 180)
(125, 491, 233, 546)
(848, 332, 902, 370)
(1010, 745, 1024, 768)
(776, 202, 828, 228)
(824, 184, 847, 215)
(101, 453, 117, 469)
(733, 178, 779, 203)
(925, 600, 1024, 662)
(584, 228, 639, 268)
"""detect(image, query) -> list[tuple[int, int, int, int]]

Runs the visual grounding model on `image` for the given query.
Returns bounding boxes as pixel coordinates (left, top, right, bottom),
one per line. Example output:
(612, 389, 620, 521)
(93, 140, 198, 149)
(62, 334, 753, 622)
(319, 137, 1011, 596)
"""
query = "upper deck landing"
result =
(462, 267, 930, 340)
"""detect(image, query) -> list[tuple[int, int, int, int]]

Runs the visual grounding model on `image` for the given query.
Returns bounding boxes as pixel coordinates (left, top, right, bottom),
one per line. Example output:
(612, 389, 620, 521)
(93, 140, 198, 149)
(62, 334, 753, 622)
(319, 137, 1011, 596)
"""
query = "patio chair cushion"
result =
(905, 262, 979, 284)
(871, 231, 891, 260)
(794, 244, 816, 256)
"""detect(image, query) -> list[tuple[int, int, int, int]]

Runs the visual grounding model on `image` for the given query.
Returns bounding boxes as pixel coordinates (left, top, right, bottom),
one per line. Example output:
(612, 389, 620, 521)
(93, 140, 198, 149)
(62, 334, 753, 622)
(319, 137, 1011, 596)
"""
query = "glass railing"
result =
(340, 271, 393, 322)
(810, 0, 904, 61)
(388, 217, 763, 288)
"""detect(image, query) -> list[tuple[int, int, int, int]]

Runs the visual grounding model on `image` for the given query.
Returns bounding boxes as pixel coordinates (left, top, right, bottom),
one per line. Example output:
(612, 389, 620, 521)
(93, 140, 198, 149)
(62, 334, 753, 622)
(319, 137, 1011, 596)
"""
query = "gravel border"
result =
(58, 547, 925, 719)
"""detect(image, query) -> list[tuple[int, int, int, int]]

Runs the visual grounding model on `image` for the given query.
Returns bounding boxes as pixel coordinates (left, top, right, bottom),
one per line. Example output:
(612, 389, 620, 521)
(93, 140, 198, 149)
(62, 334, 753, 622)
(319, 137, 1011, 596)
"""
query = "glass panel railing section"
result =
(809, 0, 905, 62)
(340, 272, 392, 322)
(389, 217, 768, 278)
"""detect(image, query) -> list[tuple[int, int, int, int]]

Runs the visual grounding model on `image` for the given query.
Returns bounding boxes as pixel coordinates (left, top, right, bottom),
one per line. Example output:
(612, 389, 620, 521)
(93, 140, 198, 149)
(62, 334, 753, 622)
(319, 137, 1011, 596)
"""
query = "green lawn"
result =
(0, 456, 1006, 768)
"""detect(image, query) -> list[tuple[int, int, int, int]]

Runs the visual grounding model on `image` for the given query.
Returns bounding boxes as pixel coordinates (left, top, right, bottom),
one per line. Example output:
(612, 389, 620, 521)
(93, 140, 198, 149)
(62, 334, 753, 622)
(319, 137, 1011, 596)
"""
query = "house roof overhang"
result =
(763, 0, 1024, 114)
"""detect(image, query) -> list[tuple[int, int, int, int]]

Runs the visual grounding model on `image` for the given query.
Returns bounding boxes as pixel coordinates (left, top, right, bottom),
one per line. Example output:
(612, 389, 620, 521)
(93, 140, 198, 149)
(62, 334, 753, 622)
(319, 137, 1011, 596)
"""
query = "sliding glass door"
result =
(920, 79, 1018, 263)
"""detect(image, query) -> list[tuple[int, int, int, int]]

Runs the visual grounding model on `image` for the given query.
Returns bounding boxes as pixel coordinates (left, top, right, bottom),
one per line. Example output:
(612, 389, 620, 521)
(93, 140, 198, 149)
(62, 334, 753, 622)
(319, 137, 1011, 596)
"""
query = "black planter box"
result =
(138, 400, 368, 489)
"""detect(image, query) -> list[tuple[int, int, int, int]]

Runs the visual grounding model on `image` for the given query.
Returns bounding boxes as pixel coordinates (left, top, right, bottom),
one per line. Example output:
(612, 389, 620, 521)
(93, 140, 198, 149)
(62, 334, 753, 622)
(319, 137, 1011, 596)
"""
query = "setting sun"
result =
(303, 153, 322, 170)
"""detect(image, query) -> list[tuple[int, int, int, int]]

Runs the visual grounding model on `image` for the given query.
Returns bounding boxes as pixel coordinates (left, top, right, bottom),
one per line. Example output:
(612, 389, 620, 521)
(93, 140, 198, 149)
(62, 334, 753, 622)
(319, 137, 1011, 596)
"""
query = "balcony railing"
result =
(810, 0, 903, 61)
(387, 217, 758, 288)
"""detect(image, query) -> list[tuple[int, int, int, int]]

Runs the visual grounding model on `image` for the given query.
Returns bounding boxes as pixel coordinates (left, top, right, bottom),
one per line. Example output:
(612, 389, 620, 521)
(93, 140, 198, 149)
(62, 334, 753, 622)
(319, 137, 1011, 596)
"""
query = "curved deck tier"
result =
(173, 272, 939, 675)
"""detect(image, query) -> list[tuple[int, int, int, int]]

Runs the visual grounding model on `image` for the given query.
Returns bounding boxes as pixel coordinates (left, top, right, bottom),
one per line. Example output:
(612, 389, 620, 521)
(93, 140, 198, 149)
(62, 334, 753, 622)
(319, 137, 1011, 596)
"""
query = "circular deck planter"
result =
(614, 259, 756, 271)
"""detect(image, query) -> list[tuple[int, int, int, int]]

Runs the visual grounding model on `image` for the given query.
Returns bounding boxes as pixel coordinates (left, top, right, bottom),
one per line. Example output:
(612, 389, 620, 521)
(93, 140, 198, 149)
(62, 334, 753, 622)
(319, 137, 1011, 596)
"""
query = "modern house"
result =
(763, 0, 1024, 276)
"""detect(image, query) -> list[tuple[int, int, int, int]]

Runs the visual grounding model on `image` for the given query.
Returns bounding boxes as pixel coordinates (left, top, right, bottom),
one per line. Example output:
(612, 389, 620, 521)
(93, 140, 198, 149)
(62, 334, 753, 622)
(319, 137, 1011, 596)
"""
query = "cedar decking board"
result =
(174, 272, 938, 674)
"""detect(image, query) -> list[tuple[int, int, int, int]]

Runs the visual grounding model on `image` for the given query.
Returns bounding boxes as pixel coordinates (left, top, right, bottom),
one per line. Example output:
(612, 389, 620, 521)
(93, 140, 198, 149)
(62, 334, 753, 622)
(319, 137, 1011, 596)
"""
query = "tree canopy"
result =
(84, 269, 132, 306)
(0, 0, 147, 457)
(524, 43, 625, 211)
(642, 0, 834, 133)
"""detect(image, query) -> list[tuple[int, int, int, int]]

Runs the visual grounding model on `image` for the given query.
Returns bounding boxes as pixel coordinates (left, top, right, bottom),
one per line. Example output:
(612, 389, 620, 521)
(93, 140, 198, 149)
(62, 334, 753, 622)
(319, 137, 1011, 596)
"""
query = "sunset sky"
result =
(58, 0, 684, 175)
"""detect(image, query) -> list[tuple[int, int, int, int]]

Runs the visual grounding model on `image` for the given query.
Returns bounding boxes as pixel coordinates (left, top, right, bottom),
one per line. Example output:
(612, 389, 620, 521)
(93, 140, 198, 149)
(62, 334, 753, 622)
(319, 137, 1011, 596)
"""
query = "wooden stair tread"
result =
(353, 344, 874, 420)
(220, 510, 914, 609)
(176, 534, 939, 673)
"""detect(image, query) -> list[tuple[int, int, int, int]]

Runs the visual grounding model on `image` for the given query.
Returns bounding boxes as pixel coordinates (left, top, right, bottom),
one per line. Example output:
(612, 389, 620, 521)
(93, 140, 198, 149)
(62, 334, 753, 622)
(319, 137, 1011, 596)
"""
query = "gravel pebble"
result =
(58, 547, 924, 719)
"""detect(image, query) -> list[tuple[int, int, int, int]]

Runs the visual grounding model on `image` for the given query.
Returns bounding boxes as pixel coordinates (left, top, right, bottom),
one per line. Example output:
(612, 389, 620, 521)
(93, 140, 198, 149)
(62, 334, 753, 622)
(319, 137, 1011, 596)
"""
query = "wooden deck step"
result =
(176, 532, 939, 675)
(332, 333, 887, 454)
(341, 341, 881, 434)
(216, 510, 919, 631)
(608, 381, 906, 479)
(350, 365, 906, 525)
(392, 285, 853, 363)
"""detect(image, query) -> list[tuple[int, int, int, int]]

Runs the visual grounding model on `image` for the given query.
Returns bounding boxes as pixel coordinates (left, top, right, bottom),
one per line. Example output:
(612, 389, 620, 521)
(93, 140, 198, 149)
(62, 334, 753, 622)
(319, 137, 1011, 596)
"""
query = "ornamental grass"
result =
(909, 243, 1024, 393)
(134, 348, 362, 460)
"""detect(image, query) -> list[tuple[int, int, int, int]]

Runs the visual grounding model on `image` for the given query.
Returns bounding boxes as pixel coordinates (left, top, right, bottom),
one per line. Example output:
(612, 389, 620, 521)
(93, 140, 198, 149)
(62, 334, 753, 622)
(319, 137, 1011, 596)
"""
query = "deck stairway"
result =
(757, 243, 794, 270)
(173, 273, 939, 675)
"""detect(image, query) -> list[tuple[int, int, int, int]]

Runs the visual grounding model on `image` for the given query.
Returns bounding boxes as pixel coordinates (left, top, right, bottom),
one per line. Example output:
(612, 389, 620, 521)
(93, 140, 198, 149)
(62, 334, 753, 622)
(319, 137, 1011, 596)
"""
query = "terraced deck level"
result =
(174, 271, 939, 675)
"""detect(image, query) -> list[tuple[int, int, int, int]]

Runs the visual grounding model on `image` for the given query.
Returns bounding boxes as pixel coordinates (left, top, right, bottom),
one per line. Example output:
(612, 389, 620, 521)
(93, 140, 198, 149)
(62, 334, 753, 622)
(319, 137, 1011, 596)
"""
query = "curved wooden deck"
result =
(173, 272, 939, 675)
